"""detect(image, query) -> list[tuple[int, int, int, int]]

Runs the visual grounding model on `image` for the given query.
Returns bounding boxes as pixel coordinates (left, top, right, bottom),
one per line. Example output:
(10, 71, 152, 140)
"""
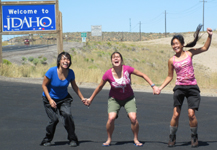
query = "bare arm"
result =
(88, 79, 107, 104)
(71, 79, 85, 100)
(189, 28, 212, 56)
(159, 57, 174, 91)
(132, 69, 154, 85)
(132, 69, 159, 94)
(42, 76, 57, 108)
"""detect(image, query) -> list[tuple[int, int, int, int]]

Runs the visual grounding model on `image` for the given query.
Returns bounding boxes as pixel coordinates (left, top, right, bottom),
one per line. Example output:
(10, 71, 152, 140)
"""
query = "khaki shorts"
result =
(108, 96, 137, 114)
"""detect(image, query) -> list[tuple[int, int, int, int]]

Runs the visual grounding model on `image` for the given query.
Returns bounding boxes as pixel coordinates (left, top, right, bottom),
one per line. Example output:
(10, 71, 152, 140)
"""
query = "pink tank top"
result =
(173, 52, 197, 85)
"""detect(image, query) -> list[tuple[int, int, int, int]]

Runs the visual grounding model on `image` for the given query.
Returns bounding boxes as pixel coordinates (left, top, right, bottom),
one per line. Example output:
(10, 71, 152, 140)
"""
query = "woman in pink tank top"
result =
(157, 25, 212, 148)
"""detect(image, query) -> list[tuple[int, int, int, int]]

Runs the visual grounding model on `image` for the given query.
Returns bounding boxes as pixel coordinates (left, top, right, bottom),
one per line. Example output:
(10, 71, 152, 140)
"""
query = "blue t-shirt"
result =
(42, 66, 75, 100)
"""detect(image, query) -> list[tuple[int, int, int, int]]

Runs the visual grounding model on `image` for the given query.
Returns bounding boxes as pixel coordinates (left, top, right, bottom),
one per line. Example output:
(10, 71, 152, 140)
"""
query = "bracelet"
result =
(151, 84, 155, 87)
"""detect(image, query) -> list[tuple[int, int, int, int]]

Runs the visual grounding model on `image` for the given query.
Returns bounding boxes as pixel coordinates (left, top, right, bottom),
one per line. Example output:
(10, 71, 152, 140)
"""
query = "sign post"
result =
(57, 11, 63, 54)
(91, 25, 102, 36)
(81, 32, 87, 37)
(2, 5, 56, 32)
(91, 25, 102, 41)
(0, 0, 63, 65)
(81, 32, 86, 42)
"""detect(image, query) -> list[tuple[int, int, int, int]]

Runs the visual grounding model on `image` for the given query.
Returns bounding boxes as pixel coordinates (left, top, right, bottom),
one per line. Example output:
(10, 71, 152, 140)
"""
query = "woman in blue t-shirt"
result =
(40, 52, 85, 147)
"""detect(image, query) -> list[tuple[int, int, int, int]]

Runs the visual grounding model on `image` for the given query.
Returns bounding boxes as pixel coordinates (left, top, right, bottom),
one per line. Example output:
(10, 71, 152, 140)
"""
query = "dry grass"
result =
(1, 39, 217, 89)
(0, 64, 48, 78)
(2, 41, 10, 46)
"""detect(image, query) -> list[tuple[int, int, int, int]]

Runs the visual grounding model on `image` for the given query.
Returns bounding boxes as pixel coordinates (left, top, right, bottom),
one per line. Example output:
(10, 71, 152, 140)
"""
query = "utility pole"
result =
(139, 21, 141, 41)
(165, 10, 167, 37)
(200, 0, 207, 31)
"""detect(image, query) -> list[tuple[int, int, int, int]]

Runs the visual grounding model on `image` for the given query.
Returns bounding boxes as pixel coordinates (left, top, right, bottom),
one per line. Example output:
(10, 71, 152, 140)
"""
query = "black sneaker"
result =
(69, 140, 77, 147)
(42, 142, 51, 146)
(168, 134, 176, 147)
(191, 134, 198, 147)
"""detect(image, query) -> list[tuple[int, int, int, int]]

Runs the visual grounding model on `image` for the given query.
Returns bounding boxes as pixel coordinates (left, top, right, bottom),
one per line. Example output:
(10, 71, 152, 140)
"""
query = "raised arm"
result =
(159, 57, 174, 91)
(189, 28, 212, 56)
(132, 69, 159, 94)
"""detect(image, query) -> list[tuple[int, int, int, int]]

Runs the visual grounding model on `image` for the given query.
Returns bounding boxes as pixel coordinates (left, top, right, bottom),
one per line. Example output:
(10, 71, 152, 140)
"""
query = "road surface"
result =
(2, 44, 54, 52)
(0, 80, 217, 150)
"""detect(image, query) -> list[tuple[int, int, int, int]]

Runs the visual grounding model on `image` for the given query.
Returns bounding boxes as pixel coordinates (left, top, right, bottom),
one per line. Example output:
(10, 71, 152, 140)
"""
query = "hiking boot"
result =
(191, 134, 198, 147)
(69, 140, 77, 147)
(168, 134, 176, 147)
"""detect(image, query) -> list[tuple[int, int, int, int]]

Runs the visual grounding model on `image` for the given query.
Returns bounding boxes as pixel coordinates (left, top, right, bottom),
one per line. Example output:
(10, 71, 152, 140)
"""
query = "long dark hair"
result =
(57, 52, 71, 69)
(111, 51, 125, 65)
(171, 24, 203, 47)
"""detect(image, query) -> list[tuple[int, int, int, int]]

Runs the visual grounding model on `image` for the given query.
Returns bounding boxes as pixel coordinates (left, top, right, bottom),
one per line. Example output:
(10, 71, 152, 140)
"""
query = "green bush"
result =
(22, 57, 27, 61)
(28, 57, 34, 62)
(3, 59, 12, 65)
(33, 58, 39, 65)
(42, 57, 47, 61)
(107, 42, 112, 46)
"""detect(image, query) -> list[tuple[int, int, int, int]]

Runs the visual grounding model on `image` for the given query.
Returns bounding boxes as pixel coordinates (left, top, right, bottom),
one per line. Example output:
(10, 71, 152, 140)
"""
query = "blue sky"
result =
(2, 0, 217, 41)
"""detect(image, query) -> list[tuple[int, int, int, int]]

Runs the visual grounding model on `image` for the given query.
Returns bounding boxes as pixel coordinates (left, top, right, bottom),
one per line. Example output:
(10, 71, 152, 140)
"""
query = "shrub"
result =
(22, 57, 27, 61)
(3, 59, 12, 65)
(33, 58, 39, 65)
(107, 42, 112, 46)
(42, 57, 47, 61)
(28, 57, 34, 62)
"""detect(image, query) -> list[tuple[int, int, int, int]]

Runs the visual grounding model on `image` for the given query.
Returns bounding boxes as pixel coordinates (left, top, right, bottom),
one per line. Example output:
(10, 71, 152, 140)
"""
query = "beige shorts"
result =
(108, 96, 137, 114)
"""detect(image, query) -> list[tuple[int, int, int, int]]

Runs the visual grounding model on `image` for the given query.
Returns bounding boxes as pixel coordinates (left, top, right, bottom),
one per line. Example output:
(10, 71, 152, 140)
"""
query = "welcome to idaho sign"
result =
(2, 4, 56, 32)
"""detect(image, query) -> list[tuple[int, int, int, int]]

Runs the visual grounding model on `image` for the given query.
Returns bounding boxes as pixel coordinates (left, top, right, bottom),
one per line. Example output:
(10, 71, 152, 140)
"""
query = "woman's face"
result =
(111, 53, 122, 67)
(171, 39, 184, 53)
(59, 55, 70, 69)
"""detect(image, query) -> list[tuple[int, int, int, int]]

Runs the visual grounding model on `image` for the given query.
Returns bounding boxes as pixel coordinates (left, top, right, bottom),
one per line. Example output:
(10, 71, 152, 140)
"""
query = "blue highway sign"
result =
(2, 4, 56, 32)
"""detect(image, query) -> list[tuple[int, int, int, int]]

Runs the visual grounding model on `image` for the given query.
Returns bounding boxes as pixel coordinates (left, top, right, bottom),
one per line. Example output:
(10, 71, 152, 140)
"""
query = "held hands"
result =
(86, 98, 92, 106)
(152, 86, 161, 95)
(81, 98, 92, 107)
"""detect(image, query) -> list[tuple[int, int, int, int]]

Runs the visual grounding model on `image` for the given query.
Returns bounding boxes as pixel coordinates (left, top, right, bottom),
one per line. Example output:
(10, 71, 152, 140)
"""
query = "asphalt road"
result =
(2, 44, 54, 52)
(0, 80, 217, 150)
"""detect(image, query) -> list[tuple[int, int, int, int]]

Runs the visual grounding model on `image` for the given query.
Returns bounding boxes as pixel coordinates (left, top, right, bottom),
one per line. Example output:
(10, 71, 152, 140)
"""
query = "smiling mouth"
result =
(63, 63, 68, 66)
(174, 48, 179, 51)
